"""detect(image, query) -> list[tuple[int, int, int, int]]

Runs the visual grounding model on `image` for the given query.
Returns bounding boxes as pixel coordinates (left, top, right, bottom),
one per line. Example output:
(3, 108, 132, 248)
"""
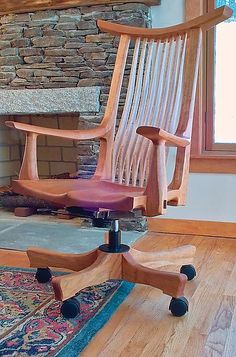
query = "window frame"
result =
(189, 0, 236, 173)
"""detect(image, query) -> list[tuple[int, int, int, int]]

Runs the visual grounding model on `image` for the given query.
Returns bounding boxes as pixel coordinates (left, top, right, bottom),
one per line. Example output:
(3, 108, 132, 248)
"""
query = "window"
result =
(189, 0, 236, 173)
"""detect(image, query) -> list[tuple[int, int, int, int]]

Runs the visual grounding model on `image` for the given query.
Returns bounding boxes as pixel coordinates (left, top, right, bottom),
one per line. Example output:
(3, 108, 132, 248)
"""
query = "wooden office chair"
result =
(6, 6, 232, 318)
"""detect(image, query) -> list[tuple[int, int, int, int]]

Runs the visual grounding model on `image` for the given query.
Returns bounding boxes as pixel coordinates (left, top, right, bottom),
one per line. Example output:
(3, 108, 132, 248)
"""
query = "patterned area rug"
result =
(0, 266, 134, 356)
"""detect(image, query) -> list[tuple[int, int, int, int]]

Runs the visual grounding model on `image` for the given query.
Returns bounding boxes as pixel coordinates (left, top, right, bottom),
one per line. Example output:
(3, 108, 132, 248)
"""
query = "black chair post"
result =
(99, 219, 130, 253)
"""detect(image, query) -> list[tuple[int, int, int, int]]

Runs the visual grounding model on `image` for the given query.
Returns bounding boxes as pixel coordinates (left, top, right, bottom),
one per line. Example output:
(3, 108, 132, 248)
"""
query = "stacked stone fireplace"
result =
(0, 2, 157, 229)
(0, 3, 153, 182)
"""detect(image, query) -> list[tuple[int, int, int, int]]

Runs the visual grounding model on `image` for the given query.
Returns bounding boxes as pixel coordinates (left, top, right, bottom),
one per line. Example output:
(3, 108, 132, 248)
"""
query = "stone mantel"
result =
(0, 0, 160, 16)
(0, 87, 100, 115)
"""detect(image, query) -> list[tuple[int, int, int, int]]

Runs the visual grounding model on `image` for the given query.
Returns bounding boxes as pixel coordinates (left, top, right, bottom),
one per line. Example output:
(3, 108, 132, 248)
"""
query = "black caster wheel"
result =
(61, 298, 80, 319)
(169, 296, 189, 317)
(35, 267, 52, 283)
(180, 264, 196, 281)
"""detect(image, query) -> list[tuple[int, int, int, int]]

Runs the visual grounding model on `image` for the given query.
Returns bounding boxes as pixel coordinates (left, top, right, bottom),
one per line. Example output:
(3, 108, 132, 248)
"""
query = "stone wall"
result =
(0, 3, 151, 183)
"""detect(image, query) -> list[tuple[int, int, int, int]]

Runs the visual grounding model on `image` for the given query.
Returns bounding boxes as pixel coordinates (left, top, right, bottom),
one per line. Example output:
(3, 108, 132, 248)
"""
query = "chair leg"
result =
(122, 252, 187, 298)
(129, 245, 196, 269)
(27, 246, 98, 271)
(52, 251, 122, 301)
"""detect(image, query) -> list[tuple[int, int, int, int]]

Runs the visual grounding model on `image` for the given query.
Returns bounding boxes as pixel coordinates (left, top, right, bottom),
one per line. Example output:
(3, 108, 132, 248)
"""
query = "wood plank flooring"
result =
(1, 232, 236, 357)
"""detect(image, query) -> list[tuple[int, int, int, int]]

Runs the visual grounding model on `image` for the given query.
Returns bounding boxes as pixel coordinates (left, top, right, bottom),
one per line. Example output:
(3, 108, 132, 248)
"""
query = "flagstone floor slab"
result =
(0, 210, 144, 253)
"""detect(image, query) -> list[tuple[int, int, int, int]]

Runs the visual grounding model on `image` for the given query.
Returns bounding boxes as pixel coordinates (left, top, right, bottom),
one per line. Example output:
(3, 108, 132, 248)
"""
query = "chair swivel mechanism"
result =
(5, 6, 232, 318)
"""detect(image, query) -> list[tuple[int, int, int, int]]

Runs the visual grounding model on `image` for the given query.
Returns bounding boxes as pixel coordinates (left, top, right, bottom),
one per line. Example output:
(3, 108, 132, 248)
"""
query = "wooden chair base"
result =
(27, 243, 196, 302)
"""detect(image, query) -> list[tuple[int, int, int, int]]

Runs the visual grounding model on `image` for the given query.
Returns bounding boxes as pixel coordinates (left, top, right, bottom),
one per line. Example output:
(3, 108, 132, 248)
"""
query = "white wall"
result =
(151, 0, 236, 223)
(152, 0, 184, 27)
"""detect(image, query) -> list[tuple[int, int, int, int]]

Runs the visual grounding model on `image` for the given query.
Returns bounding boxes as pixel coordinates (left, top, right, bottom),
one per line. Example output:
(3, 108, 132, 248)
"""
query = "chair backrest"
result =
(96, 6, 232, 186)
(112, 32, 191, 188)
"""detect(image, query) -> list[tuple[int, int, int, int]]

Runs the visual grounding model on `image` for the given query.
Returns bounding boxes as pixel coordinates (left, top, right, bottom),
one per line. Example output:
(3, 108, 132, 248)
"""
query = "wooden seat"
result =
(12, 178, 146, 211)
(5, 5, 232, 318)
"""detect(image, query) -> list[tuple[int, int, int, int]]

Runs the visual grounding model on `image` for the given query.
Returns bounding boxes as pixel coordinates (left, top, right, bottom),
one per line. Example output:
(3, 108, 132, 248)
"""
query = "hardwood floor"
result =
(1, 232, 236, 356)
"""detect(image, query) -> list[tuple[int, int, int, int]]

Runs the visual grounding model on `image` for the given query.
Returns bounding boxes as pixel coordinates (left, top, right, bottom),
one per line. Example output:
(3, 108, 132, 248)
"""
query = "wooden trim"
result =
(211, 142, 236, 151)
(185, 0, 205, 22)
(203, 1, 236, 154)
(148, 217, 236, 238)
(187, 0, 206, 161)
(189, 0, 236, 173)
(205, 2, 215, 152)
(190, 157, 236, 173)
(0, 0, 160, 16)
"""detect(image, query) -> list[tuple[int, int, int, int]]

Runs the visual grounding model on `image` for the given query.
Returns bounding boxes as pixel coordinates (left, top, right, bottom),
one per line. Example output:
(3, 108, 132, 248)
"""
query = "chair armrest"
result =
(136, 126, 190, 147)
(5, 121, 109, 141)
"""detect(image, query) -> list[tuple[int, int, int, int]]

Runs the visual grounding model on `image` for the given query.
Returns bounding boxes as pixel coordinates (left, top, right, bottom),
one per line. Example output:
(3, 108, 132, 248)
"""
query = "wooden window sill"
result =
(190, 154, 236, 173)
